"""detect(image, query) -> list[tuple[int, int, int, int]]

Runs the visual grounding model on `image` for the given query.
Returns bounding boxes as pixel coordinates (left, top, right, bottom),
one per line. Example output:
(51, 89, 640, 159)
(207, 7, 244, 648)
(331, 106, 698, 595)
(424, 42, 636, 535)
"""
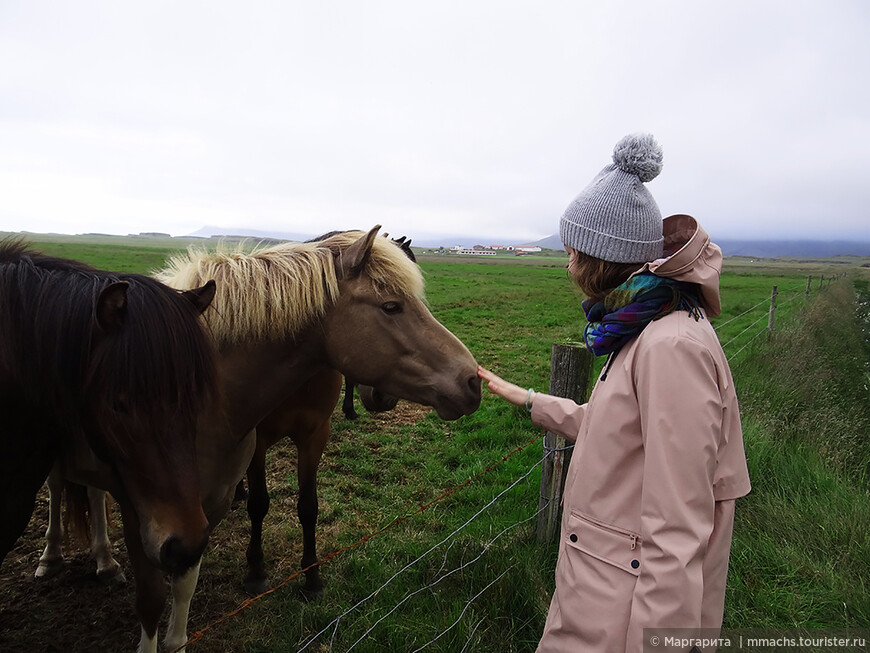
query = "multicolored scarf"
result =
(582, 272, 703, 356)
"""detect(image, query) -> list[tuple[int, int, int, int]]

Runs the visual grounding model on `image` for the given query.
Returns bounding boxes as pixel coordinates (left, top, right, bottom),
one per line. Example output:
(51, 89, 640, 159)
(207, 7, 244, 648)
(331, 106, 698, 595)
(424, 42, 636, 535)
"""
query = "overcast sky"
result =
(1, 1, 868, 244)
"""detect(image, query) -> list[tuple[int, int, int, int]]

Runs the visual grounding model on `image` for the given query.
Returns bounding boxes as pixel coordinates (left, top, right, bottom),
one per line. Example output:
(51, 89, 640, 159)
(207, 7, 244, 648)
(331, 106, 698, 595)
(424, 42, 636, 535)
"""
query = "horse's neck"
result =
(219, 332, 327, 432)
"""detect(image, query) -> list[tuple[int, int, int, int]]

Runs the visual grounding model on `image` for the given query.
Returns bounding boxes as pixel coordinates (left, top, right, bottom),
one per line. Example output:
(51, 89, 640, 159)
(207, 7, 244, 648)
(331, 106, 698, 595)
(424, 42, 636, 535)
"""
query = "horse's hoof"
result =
(300, 579, 326, 602)
(34, 560, 64, 579)
(243, 577, 269, 596)
(97, 566, 127, 585)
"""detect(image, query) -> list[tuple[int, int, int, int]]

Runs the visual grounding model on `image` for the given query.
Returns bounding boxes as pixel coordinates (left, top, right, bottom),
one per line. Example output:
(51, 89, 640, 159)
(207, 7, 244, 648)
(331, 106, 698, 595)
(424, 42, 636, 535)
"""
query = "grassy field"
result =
(0, 237, 868, 651)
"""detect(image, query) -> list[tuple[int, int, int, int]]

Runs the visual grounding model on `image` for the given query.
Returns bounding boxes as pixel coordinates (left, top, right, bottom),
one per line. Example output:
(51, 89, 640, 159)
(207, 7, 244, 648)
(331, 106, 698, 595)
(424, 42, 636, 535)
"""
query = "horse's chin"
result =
(432, 398, 481, 421)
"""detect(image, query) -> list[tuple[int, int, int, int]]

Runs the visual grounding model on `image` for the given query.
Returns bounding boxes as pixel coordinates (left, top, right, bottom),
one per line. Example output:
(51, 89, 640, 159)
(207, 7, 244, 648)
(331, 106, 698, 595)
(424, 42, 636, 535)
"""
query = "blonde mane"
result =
(156, 232, 425, 346)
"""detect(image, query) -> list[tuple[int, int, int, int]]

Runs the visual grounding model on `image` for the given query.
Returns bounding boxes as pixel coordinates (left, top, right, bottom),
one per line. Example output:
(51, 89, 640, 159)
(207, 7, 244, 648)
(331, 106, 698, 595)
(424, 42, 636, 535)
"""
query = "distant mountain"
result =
(715, 239, 870, 257)
(530, 234, 564, 250)
(529, 233, 870, 257)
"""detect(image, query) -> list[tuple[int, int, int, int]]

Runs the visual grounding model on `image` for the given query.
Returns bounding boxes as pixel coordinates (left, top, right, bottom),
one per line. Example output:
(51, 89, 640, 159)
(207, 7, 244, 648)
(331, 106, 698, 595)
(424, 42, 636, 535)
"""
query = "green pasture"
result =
(9, 238, 870, 651)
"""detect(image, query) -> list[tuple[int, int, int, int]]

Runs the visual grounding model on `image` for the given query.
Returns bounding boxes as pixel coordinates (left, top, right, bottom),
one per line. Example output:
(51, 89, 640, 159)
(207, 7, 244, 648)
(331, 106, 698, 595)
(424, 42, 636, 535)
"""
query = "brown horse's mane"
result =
(156, 231, 425, 346)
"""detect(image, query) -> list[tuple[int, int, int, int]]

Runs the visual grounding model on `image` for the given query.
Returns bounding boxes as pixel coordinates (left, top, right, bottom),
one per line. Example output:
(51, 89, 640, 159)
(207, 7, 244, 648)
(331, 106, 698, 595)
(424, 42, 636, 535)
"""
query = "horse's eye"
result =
(381, 301, 403, 315)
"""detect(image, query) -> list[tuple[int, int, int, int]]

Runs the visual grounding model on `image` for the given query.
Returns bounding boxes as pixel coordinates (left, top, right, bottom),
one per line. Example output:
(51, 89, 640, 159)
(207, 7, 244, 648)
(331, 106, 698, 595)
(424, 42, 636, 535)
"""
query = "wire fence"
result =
(180, 434, 544, 652)
(298, 447, 547, 652)
(716, 274, 843, 363)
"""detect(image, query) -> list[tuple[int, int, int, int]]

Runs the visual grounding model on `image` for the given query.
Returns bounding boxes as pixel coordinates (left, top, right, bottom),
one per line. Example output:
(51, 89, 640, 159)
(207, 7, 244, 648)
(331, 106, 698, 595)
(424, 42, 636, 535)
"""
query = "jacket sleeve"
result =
(626, 333, 721, 650)
(529, 393, 587, 442)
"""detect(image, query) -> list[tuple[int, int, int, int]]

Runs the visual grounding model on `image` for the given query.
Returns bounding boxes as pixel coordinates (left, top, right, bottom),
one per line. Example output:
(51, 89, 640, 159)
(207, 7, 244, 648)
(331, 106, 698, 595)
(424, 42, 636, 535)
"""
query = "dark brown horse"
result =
(0, 241, 217, 586)
(44, 227, 480, 651)
(243, 367, 344, 596)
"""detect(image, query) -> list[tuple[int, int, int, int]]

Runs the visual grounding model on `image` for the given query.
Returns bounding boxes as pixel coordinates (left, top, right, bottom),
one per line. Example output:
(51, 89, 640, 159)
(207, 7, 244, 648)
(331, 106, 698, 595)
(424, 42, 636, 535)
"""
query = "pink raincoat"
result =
(531, 214, 751, 652)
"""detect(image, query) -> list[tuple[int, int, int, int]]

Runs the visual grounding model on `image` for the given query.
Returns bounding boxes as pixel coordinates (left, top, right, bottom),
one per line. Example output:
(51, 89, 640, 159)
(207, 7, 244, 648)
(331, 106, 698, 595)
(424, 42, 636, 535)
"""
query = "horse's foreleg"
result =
(120, 504, 167, 653)
(164, 559, 202, 653)
(243, 444, 270, 596)
(297, 425, 329, 598)
(341, 377, 358, 420)
(35, 465, 65, 579)
(87, 487, 125, 583)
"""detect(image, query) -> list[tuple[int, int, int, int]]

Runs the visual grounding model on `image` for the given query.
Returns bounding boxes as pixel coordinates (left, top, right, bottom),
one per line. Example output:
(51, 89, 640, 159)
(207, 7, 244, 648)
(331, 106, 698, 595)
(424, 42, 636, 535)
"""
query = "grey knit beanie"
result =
(559, 133, 664, 263)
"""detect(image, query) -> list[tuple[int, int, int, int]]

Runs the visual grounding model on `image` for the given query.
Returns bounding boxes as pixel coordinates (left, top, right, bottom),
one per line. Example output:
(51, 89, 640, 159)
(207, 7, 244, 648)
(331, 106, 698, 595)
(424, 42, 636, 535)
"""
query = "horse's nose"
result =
(160, 530, 209, 576)
(467, 373, 481, 396)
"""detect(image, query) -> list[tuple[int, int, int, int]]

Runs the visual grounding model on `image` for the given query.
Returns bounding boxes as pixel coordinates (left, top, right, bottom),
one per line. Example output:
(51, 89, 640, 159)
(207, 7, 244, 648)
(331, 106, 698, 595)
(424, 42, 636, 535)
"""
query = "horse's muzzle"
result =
(160, 530, 209, 576)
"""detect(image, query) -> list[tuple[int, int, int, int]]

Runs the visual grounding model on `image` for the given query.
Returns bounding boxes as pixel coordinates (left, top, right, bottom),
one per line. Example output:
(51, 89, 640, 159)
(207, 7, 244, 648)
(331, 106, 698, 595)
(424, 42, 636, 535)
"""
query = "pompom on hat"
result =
(560, 133, 665, 263)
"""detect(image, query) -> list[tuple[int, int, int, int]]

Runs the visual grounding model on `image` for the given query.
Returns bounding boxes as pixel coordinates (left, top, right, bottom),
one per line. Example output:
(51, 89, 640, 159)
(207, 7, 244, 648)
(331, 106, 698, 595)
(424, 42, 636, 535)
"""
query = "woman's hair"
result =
(567, 248, 642, 304)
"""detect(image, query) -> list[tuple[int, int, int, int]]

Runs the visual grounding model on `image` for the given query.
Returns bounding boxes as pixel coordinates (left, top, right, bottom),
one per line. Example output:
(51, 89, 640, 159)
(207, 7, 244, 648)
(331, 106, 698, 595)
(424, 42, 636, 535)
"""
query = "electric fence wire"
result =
(346, 504, 546, 652)
(711, 296, 770, 332)
(719, 312, 769, 351)
(726, 324, 771, 363)
(298, 450, 549, 652)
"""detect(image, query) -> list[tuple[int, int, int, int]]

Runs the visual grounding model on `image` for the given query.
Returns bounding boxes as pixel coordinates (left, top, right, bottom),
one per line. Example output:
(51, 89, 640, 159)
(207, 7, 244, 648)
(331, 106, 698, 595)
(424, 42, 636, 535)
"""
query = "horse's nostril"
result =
(160, 532, 208, 576)
(468, 374, 482, 394)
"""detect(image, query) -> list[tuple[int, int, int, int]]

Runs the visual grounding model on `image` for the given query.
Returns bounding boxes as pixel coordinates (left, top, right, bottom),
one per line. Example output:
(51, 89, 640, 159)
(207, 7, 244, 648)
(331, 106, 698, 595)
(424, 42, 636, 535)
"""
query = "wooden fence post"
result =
(537, 342, 594, 544)
(819, 274, 824, 290)
(805, 276, 811, 301)
(768, 285, 778, 332)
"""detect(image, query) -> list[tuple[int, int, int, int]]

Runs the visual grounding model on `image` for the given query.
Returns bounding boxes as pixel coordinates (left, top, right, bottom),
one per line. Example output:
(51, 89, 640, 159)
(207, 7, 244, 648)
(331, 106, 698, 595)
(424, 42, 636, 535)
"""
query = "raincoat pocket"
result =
(565, 511, 642, 576)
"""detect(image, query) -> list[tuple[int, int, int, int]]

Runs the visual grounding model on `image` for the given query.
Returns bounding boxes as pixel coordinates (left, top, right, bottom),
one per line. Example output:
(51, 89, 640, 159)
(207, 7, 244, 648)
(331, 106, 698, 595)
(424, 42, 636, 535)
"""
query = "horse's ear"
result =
(391, 235, 416, 262)
(180, 279, 216, 315)
(96, 281, 129, 331)
(339, 225, 381, 279)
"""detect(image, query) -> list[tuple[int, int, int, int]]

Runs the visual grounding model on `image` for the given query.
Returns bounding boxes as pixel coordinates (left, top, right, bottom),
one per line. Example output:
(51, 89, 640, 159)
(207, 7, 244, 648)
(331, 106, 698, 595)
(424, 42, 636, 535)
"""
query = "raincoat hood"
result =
(638, 214, 723, 318)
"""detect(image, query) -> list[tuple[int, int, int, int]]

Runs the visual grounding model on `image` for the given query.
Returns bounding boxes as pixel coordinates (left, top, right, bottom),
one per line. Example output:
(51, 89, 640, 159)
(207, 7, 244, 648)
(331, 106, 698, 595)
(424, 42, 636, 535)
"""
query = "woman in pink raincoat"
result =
(479, 134, 751, 653)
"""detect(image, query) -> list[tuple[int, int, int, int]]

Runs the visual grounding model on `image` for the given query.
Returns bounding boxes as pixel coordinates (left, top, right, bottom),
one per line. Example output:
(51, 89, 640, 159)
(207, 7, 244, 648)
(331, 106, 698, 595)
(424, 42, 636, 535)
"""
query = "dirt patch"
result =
(0, 400, 430, 652)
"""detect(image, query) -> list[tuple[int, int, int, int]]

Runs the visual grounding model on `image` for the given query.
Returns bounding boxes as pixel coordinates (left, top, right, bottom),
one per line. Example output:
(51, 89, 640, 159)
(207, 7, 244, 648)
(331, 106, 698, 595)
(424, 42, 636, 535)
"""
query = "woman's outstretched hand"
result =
(477, 365, 533, 408)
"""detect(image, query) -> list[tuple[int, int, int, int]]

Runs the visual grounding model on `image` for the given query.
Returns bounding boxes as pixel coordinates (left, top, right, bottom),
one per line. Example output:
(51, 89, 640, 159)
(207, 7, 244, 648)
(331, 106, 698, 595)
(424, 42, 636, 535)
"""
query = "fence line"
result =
(725, 324, 771, 362)
(717, 274, 836, 364)
(719, 311, 770, 351)
(412, 566, 514, 653)
(712, 296, 771, 332)
(299, 447, 548, 652)
(180, 434, 542, 652)
(341, 507, 538, 652)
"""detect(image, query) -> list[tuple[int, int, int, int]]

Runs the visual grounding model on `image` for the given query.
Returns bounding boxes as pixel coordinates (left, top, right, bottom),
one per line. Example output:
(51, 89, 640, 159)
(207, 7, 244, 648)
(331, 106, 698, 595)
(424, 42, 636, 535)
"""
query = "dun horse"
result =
(0, 241, 217, 580)
(44, 227, 480, 651)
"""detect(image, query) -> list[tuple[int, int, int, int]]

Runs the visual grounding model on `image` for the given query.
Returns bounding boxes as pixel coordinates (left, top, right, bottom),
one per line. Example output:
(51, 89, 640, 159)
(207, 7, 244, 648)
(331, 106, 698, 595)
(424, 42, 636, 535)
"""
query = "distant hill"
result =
(186, 226, 532, 249)
(529, 233, 870, 258)
(185, 227, 870, 257)
(186, 225, 313, 242)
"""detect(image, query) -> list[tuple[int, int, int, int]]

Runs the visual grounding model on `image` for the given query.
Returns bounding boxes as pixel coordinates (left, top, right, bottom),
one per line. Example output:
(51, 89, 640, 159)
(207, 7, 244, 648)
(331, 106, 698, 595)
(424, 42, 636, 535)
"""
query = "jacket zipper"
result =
(572, 510, 641, 543)
(600, 350, 618, 381)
